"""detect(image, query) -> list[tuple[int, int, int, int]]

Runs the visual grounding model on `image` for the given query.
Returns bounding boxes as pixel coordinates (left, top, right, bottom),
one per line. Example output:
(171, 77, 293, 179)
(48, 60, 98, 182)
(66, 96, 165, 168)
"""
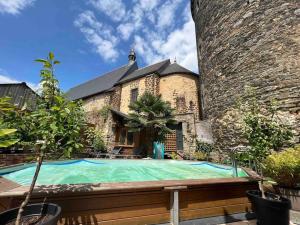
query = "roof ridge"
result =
(159, 62, 198, 76)
(131, 59, 170, 73)
(116, 59, 170, 84)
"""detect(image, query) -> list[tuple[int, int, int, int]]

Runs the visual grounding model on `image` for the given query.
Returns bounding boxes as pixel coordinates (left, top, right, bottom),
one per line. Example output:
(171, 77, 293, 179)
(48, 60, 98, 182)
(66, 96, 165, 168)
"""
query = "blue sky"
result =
(0, 0, 197, 92)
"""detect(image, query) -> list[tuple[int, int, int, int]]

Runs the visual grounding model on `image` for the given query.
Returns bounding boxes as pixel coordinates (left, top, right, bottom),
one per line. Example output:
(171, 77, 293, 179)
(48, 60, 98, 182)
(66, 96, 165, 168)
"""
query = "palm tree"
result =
(126, 92, 176, 142)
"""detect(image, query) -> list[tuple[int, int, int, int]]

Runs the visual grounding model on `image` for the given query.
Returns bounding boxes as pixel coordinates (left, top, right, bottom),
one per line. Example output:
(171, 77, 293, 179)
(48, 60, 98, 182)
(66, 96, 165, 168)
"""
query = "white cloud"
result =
(76, 1, 198, 72)
(74, 11, 119, 61)
(88, 0, 126, 22)
(0, 74, 40, 91)
(155, 0, 182, 30)
(136, 0, 160, 11)
(0, 0, 36, 15)
(117, 23, 135, 41)
(134, 14, 198, 72)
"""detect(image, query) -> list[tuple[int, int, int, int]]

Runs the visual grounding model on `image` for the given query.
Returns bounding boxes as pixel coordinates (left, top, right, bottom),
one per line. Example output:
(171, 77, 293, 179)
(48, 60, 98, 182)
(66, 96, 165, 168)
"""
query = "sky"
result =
(0, 0, 198, 92)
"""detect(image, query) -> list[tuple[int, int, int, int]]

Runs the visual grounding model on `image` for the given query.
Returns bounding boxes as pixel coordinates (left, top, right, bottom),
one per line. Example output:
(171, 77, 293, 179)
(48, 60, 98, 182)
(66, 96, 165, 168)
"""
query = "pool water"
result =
(2, 159, 248, 185)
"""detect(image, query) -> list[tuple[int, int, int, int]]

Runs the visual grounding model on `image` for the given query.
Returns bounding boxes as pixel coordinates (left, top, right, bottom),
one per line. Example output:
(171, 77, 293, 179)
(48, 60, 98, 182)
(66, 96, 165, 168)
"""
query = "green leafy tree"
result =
(0, 97, 19, 147)
(15, 52, 88, 225)
(2, 101, 37, 149)
(126, 92, 176, 142)
(238, 87, 293, 197)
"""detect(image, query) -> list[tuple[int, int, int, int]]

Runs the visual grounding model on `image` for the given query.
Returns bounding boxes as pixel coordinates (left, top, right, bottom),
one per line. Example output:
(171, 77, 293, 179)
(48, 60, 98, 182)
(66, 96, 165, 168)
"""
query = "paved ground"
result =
(291, 210, 300, 225)
(220, 210, 300, 225)
(220, 220, 256, 225)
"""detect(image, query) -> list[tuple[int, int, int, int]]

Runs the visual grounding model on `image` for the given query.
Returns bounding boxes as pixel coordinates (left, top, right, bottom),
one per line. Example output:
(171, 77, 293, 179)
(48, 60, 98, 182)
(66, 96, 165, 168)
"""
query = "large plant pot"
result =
(273, 185, 300, 211)
(0, 203, 61, 225)
(246, 190, 291, 225)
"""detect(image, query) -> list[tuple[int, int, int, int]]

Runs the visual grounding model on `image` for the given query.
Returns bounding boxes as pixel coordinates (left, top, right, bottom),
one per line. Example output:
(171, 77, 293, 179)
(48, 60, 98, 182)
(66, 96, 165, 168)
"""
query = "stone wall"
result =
(159, 74, 200, 121)
(191, 0, 300, 148)
(82, 93, 111, 112)
(145, 73, 160, 96)
(119, 77, 147, 114)
(110, 87, 122, 111)
(175, 113, 198, 153)
(81, 72, 202, 154)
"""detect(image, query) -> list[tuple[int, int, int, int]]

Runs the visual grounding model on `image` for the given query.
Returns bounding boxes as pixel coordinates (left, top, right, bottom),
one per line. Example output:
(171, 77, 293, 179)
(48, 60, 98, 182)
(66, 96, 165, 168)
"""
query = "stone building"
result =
(67, 50, 205, 156)
(191, 0, 300, 148)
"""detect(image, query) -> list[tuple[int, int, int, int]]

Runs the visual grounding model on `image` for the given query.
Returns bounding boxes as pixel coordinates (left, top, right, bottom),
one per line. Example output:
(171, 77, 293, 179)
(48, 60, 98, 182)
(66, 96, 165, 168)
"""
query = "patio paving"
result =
(220, 221, 256, 225)
(291, 210, 300, 225)
(220, 210, 300, 225)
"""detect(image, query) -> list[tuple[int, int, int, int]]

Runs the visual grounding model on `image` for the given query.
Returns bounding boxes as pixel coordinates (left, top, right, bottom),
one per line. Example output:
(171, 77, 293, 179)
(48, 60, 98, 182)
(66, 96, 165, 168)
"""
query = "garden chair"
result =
(96, 146, 123, 159)
(114, 146, 144, 159)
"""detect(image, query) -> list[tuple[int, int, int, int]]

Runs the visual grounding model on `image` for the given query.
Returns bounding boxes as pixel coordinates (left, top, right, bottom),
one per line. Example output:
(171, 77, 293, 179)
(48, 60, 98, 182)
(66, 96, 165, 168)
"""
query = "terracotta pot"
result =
(273, 185, 300, 211)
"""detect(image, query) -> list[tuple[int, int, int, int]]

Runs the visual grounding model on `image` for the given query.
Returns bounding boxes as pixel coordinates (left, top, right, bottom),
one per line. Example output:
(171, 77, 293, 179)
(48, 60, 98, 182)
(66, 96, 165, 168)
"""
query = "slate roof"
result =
(160, 62, 198, 77)
(66, 59, 199, 100)
(117, 59, 170, 84)
(66, 62, 138, 100)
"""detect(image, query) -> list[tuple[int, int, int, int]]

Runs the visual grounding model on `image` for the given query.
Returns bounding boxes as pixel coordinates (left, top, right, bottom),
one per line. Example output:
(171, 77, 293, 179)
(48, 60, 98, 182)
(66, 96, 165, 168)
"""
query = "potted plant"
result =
(126, 92, 176, 158)
(0, 52, 88, 225)
(264, 145, 300, 211)
(238, 87, 293, 225)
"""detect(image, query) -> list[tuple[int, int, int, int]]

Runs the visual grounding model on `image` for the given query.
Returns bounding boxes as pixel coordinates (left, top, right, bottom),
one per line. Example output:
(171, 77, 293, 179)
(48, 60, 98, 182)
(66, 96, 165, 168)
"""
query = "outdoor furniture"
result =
(95, 146, 123, 159)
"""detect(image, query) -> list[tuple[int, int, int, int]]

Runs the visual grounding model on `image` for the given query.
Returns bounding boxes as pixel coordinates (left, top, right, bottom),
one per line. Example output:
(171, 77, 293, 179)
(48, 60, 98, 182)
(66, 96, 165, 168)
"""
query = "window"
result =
(119, 128, 126, 145)
(127, 132, 134, 145)
(130, 88, 138, 104)
(117, 128, 134, 146)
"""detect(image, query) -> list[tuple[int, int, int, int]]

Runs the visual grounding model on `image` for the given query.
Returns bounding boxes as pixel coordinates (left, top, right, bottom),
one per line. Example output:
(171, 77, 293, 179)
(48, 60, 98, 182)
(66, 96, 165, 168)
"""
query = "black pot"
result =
(0, 203, 61, 225)
(246, 190, 291, 225)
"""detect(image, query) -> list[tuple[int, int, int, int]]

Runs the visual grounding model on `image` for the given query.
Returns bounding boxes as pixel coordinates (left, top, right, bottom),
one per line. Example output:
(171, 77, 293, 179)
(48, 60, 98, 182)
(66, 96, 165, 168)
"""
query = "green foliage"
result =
(126, 92, 176, 142)
(35, 52, 60, 108)
(2, 104, 37, 147)
(238, 87, 293, 173)
(27, 52, 88, 157)
(98, 106, 110, 121)
(1, 52, 89, 158)
(170, 152, 179, 160)
(0, 97, 20, 147)
(196, 140, 214, 161)
(91, 131, 107, 152)
(192, 151, 207, 161)
(0, 129, 19, 147)
(264, 145, 300, 188)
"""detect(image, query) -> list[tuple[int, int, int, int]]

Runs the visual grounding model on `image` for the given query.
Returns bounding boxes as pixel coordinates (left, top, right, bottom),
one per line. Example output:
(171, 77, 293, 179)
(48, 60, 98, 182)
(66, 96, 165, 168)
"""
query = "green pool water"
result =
(1, 159, 248, 186)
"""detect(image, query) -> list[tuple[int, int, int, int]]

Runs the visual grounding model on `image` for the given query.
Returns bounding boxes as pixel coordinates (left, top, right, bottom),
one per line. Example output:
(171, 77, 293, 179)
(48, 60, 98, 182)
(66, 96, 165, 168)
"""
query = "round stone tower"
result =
(191, 0, 300, 148)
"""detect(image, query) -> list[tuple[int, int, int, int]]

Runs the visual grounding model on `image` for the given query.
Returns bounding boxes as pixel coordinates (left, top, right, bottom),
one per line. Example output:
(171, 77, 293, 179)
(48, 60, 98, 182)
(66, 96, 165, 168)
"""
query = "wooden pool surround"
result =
(0, 168, 259, 225)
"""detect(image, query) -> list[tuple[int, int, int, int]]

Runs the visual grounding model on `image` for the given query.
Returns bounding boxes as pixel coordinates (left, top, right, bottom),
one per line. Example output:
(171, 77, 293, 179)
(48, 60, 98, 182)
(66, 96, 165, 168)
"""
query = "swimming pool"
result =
(1, 159, 248, 185)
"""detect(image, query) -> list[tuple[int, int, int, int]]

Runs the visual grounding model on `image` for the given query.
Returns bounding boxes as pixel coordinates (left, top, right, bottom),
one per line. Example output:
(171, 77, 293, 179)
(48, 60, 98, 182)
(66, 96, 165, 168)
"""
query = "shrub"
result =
(92, 132, 107, 152)
(170, 152, 179, 160)
(196, 140, 214, 161)
(264, 145, 300, 188)
(192, 151, 207, 161)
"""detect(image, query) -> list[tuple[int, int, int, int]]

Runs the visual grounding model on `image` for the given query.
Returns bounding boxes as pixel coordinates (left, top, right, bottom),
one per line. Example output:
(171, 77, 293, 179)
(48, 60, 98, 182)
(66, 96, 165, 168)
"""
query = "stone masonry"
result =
(191, 0, 300, 148)
(82, 72, 202, 153)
